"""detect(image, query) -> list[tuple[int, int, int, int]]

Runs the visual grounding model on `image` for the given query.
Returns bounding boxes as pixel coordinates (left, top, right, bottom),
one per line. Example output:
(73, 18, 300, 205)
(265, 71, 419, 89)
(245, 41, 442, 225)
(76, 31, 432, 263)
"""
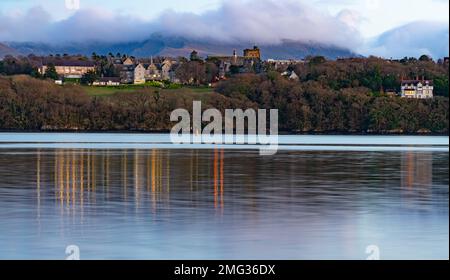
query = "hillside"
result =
(0, 74, 447, 133)
(0, 43, 18, 58)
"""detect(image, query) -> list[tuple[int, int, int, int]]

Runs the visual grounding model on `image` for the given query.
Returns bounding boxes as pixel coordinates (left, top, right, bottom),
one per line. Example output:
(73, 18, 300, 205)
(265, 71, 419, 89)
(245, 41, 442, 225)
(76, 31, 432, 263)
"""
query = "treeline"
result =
(0, 75, 251, 131)
(1, 53, 450, 134)
(287, 56, 449, 97)
(0, 74, 448, 134)
(0, 55, 41, 77)
(0, 54, 90, 76)
(216, 73, 449, 134)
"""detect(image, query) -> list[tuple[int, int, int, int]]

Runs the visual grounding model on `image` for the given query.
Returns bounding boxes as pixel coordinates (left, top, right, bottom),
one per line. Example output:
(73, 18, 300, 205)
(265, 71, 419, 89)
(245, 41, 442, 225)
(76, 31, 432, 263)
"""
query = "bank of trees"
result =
(216, 72, 449, 133)
(0, 75, 243, 131)
(0, 54, 449, 134)
(290, 56, 449, 97)
(0, 54, 92, 77)
(0, 55, 39, 77)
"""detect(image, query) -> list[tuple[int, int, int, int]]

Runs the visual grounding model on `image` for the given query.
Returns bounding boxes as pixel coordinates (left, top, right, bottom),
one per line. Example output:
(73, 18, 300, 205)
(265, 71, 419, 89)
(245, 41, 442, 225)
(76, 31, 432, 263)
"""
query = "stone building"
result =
(208, 47, 262, 79)
(243, 46, 261, 60)
(38, 60, 95, 78)
(145, 57, 162, 81)
(119, 64, 135, 84)
(114, 56, 166, 84)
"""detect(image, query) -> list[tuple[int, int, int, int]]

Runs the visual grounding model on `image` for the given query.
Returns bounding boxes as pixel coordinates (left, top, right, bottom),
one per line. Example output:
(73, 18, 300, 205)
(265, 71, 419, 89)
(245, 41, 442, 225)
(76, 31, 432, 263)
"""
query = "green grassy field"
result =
(81, 86, 137, 96)
(81, 84, 216, 98)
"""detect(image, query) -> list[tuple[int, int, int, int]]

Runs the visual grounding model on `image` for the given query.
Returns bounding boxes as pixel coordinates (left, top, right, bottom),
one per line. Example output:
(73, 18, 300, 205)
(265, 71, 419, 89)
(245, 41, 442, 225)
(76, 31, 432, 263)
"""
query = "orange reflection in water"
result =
(213, 149, 225, 211)
(401, 151, 433, 208)
(37, 149, 226, 218)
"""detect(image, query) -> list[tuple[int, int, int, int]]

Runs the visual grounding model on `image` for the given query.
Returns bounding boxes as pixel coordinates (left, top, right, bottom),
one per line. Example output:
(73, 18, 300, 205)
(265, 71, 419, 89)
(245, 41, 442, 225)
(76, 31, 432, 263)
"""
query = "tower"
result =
(243, 46, 261, 60)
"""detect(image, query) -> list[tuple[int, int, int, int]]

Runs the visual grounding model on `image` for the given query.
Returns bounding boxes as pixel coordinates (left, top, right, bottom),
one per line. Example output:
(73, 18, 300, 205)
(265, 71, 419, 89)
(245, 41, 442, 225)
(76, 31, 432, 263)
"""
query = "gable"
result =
(123, 58, 134, 65)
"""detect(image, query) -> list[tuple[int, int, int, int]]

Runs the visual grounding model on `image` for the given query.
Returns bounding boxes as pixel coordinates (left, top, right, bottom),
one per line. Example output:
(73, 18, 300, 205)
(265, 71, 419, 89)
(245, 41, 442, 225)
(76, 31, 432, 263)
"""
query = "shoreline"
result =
(0, 129, 448, 136)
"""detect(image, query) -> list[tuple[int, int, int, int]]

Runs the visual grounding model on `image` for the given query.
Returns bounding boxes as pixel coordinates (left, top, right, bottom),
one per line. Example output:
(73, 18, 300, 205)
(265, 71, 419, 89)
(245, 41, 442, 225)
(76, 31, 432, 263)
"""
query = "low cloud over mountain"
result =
(0, 0, 360, 49)
(0, 0, 448, 59)
(363, 21, 449, 59)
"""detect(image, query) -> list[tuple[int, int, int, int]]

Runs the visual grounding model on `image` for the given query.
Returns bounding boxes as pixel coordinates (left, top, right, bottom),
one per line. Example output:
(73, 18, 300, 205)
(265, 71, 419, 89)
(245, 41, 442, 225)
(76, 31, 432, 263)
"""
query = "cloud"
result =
(363, 21, 449, 59)
(0, 6, 151, 43)
(0, 6, 52, 42)
(0, 0, 361, 49)
(158, 0, 362, 48)
(1, 0, 449, 58)
(336, 9, 364, 31)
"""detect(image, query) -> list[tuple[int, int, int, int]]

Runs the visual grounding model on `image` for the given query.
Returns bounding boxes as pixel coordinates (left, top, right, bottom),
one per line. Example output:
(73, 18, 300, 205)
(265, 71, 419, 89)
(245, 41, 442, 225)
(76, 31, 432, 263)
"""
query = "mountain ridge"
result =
(2, 35, 359, 59)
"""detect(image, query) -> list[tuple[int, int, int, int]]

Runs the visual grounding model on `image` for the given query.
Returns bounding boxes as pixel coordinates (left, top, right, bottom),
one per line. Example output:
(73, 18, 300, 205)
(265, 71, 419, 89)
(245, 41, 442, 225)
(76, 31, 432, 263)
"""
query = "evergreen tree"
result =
(81, 70, 99, 85)
(44, 64, 59, 80)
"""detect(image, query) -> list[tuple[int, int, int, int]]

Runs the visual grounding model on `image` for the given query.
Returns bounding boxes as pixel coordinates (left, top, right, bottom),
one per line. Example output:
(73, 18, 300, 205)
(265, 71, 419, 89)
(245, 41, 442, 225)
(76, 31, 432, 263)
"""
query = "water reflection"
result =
(33, 149, 227, 220)
(0, 148, 448, 259)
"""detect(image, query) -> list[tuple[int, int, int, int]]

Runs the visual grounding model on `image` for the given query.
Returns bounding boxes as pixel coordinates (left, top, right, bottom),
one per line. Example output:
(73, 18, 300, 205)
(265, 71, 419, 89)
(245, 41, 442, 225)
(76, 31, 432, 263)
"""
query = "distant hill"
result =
(2, 34, 359, 59)
(0, 43, 18, 58)
(154, 38, 359, 60)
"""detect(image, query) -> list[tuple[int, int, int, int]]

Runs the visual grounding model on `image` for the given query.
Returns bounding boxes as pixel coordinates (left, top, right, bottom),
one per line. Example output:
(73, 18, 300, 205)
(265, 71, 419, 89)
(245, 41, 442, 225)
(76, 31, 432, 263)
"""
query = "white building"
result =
(38, 60, 96, 79)
(401, 78, 434, 99)
(92, 77, 121, 86)
(267, 59, 304, 70)
(133, 63, 146, 84)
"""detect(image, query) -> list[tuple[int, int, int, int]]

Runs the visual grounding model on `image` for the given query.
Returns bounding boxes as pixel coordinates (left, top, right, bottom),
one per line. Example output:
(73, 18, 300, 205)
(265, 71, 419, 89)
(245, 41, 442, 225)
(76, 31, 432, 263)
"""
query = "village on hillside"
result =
(1, 46, 449, 134)
(1, 46, 449, 99)
(36, 46, 296, 86)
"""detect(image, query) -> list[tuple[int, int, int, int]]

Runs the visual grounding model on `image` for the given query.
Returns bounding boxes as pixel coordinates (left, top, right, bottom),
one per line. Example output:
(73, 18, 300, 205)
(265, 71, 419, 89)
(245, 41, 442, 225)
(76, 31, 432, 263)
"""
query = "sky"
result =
(0, 0, 449, 58)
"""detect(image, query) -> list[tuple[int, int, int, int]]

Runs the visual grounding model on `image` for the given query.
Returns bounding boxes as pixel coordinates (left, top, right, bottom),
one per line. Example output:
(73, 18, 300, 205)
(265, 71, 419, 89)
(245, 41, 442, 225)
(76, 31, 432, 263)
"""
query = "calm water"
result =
(0, 133, 448, 259)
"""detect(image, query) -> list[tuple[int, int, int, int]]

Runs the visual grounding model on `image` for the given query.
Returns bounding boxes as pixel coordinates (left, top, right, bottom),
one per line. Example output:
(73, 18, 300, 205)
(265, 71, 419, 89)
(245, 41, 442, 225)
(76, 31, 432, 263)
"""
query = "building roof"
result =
(146, 63, 162, 70)
(42, 59, 95, 67)
(122, 57, 135, 65)
(401, 79, 433, 86)
(112, 58, 124, 64)
(244, 46, 260, 51)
